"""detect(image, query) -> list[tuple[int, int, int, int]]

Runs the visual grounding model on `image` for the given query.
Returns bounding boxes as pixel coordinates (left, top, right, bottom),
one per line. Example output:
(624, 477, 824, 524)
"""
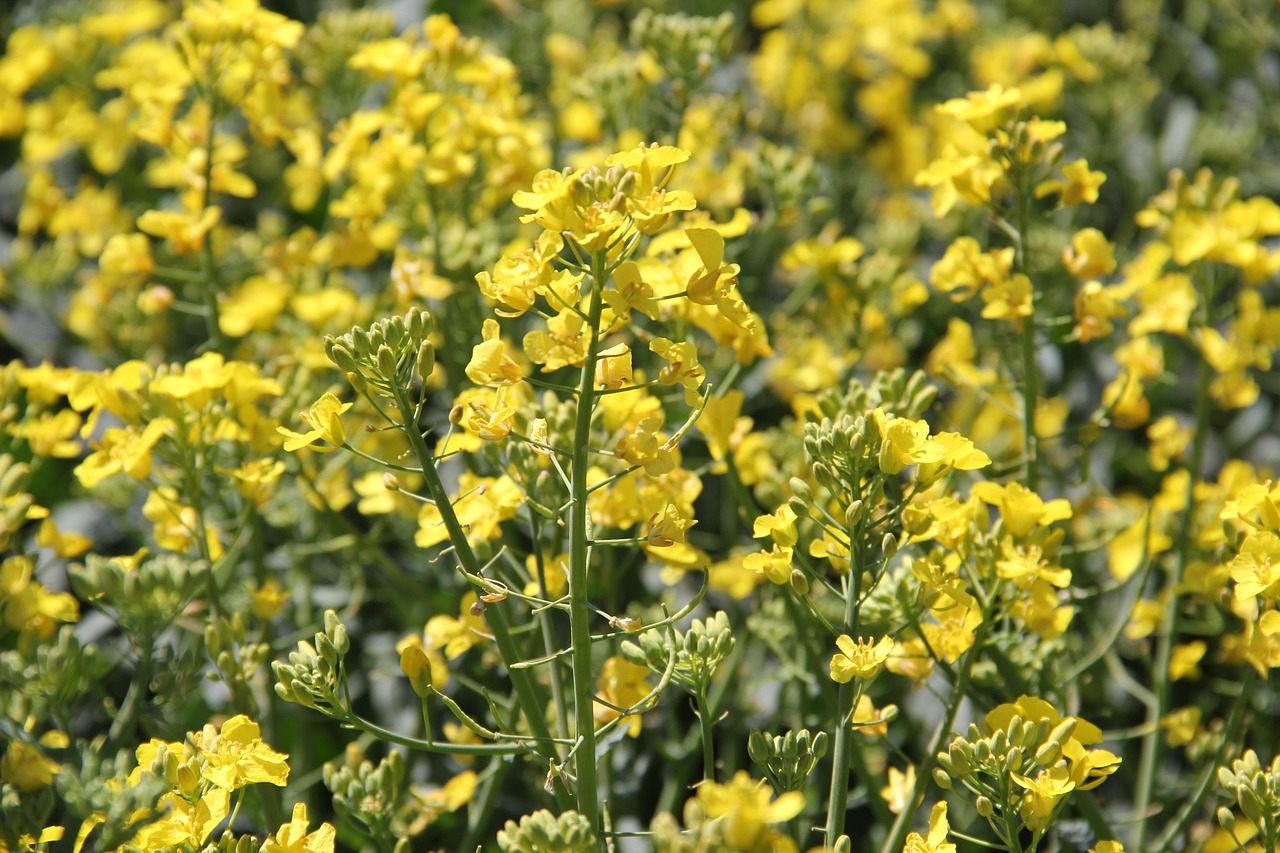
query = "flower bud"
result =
(376, 344, 398, 379)
(789, 569, 810, 596)
(932, 767, 952, 790)
(975, 795, 994, 818)
(417, 340, 435, 379)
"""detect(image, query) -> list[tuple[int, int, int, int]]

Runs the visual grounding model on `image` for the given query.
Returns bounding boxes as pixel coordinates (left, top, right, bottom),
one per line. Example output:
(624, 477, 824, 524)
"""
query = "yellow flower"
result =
(649, 337, 706, 405)
(523, 309, 589, 372)
(1230, 532, 1280, 601)
(972, 481, 1072, 538)
(903, 801, 956, 853)
(1168, 640, 1206, 680)
(752, 504, 799, 548)
(1089, 843, 1125, 853)
(74, 419, 172, 488)
(594, 656, 651, 737)
(936, 83, 1024, 132)
(136, 206, 220, 254)
(1037, 158, 1106, 206)
(646, 504, 695, 548)
(696, 771, 804, 851)
(1062, 228, 1116, 279)
(881, 765, 917, 814)
(594, 343, 633, 390)
(277, 393, 352, 452)
(198, 715, 290, 790)
(1012, 765, 1075, 830)
(829, 634, 894, 682)
(466, 319, 524, 387)
(743, 546, 794, 585)
(425, 592, 488, 659)
(0, 738, 61, 792)
(261, 803, 336, 853)
(247, 579, 290, 621)
(1, 556, 79, 638)
(874, 409, 943, 474)
(396, 631, 451, 693)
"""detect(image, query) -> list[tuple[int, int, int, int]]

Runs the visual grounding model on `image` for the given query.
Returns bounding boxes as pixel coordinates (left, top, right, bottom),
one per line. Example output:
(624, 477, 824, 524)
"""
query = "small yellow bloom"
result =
(198, 715, 290, 790)
(261, 803, 335, 853)
(903, 801, 956, 853)
(874, 409, 943, 474)
(277, 393, 352, 452)
(696, 771, 804, 851)
(1012, 765, 1075, 830)
(830, 634, 894, 682)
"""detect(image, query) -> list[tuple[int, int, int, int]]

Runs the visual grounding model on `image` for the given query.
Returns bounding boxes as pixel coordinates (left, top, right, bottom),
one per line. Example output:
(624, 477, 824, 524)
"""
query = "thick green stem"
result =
(1131, 338, 1214, 850)
(107, 636, 153, 750)
(568, 253, 607, 831)
(696, 689, 716, 782)
(1012, 188, 1038, 492)
(391, 383, 571, 809)
(879, 616, 989, 853)
(825, 547, 864, 846)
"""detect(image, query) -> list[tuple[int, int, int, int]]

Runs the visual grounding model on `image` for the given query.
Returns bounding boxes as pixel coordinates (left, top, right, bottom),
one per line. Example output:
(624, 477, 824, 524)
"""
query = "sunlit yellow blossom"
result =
(649, 337, 706, 405)
(74, 419, 172, 488)
(594, 656, 651, 737)
(1, 556, 79, 638)
(696, 771, 804, 851)
(646, 503, 695, 548)
(8, 409, 82, 458)
(594, 343, 633, 390)
(1169, 641, 1206, 680)
(830, 634, 894, 682)
(261, 803, 335, 853)
(198, 715, 289, 790)
(467, 319, 524, 387)
(615, 416, 678, 477)
(1231, 533, 1280, 601)
(1012, 765, 1075, 830)
(0, 738, 61, 792)
(523, 309, 589, 372)
(936, 83, 1024, 132)
(881, 765, 917, 814)
(136, 206, 220, 254)
(247, 579, 290, 621)
(744, 546, 794, 585)
(35, 517, 92, 559)
(874, 409, 943, 474)
(903, 801, 956, 853)
(277, 393, 352, 452)
(753, 505, 799, 548)
(1062, 228, 1116, 279)
(1037, 158, 1106, 205)
(425, 592, 487, 659)
(972, 481, 1071, 538)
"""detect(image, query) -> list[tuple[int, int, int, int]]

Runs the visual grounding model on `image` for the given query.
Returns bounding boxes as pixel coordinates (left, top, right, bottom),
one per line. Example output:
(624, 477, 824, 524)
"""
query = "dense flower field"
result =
(3, 0, 1280, 851)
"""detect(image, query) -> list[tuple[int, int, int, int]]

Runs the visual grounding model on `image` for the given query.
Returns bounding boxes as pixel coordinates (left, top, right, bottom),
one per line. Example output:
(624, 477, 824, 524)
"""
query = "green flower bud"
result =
(933, 767, 952, 790)
(976, 795, 994, 818)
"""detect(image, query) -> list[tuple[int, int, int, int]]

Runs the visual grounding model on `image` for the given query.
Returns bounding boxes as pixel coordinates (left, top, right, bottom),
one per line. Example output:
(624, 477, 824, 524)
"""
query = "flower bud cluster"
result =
(0, 455, 37, 551)
(631, 9, 735, 84)
(934, 712, 1100, 835)
(496, 808, 597, 853)
(204, 612, 270, 695)
(324, 746, 407, 836)
(1218, 749, 1280, 838)
(748, 727, 829, 793)
(70, 553, 206, 640)
(272, 609, 350, 713)
(325, 308, 435, 396)
(620, 611, 734, 696)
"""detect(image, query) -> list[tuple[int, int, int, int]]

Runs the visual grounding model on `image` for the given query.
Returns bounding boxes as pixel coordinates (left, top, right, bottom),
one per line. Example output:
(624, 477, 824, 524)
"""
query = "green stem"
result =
(390, 382, 572, 809)
(825, 549, 864, 846)
(107, 635, 153, 750)
(879, 615, 991, 853)
(1150, 667, 1254, 853)
(199, 94, 228, 356)
(696, 689, 716, 782)
(568, 251, 607, 831)
(1130, 289, 1215, 851)
(1012, 186, 1038, 492)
